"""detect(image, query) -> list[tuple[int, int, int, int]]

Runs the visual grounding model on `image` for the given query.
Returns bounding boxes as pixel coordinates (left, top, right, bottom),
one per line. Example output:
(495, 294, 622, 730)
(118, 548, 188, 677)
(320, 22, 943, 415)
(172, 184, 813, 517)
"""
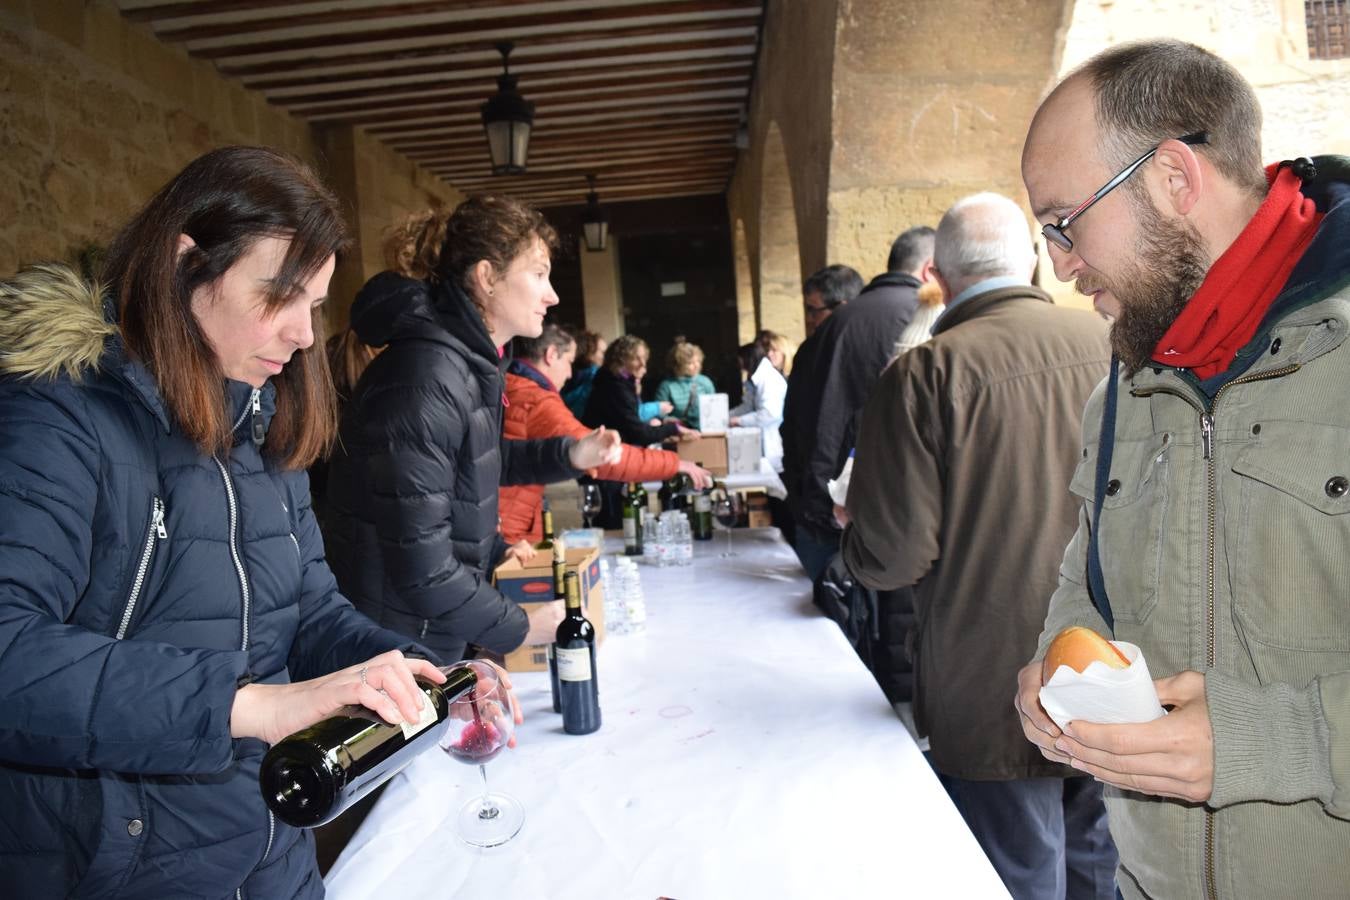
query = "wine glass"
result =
(712, 488, 742, 557)
(439, 660, 521, 847)
(579, 482, 602, 529)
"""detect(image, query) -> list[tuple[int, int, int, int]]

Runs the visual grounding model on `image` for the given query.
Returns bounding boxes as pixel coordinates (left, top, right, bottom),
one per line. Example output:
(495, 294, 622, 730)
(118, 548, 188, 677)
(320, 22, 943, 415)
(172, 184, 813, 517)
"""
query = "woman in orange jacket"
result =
(500, 324, 712, 544)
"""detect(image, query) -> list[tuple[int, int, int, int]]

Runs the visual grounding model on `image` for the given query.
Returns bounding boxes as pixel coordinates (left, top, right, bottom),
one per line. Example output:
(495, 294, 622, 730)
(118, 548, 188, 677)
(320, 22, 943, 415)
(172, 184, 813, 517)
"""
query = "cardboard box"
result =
(698, 393, 729, 433)
(675, 434, 728, 475)
(494, 545, 605, 672)
(746, 490, 772, 528)
(727, 427, 762, 474)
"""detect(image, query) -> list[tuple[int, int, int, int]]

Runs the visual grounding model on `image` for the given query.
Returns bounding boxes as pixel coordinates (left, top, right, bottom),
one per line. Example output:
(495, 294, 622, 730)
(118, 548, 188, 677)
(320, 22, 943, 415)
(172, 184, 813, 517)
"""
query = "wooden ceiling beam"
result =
(311, 82, 747, 127)
(368, 102, 743, 139)
(431, 150, 738, 181)
(383, 111, 739, 150)
(236, 34, 754, 87)
(396, 127, 734, 160)
(289, 67, 750, 118)
(123, 0, 551, 23)
(180, 3, 761, 61)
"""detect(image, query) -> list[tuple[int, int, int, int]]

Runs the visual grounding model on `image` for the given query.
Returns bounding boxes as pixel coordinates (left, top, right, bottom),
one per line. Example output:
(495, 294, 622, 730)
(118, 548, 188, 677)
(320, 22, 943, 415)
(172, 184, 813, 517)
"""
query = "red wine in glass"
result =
(437, 663, 522, 846)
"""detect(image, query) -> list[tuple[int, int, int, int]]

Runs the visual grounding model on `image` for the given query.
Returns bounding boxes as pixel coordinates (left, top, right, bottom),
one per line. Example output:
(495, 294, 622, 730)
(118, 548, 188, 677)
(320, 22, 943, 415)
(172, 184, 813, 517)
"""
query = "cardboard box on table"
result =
(698, 393, 729, 433)
(726, 427, 762, 475)
(494, 545, 605, 672)
(675, 434, 728, 475)
(747, 491, 773, 528)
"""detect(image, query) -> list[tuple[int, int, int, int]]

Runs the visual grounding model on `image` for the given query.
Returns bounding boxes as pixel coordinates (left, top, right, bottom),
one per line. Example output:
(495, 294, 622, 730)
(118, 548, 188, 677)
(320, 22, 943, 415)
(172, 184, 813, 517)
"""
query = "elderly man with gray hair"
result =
(842, 192, 1115, 899)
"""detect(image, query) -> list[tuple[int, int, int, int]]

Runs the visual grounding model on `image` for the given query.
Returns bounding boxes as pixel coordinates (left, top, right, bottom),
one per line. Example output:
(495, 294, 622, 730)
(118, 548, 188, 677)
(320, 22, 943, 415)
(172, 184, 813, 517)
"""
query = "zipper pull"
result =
(1201, 413, 1214, 460)
(153, 501, 167, 539)
(250, 389, 265, 447)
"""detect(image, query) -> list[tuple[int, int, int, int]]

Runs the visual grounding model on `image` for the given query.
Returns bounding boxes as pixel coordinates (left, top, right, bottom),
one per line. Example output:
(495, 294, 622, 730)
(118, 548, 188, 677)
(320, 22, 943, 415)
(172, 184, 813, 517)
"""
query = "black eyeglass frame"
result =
(1042, 131, 1209, 252)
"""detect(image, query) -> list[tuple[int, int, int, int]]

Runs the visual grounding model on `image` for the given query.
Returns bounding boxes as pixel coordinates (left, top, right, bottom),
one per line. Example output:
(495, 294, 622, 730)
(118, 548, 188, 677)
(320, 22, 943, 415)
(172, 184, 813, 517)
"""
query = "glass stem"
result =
(477, 764, 498, 820)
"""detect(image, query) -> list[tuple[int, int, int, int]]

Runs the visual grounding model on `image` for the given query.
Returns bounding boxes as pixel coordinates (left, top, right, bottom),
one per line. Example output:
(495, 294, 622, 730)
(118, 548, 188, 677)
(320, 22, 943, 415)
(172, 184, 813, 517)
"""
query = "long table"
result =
(325, 529, 1008, 899)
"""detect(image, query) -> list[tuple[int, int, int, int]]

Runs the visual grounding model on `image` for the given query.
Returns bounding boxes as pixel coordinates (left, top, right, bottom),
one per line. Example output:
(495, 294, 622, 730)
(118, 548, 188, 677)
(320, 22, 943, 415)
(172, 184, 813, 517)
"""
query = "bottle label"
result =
(399, 692, 439, 740)
(623, 518, 636, 540)
(557, 646, 592, 682)
(694, 495, 711, 513)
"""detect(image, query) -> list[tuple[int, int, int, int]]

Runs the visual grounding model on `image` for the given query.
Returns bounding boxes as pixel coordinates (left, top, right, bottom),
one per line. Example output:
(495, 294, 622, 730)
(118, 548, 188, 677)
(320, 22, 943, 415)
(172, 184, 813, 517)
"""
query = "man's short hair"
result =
(934, 193, 1035, 283)
(514, 323, 574, 362)
(887, 226, 937, 275)
(1076, 39, 1267, 198)
(802, 264, 864, 309)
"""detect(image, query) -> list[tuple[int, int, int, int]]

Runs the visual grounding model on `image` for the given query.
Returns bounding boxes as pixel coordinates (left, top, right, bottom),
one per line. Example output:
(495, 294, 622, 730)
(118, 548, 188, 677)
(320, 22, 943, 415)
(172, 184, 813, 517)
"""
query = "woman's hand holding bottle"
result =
(230, 649, 446, 745)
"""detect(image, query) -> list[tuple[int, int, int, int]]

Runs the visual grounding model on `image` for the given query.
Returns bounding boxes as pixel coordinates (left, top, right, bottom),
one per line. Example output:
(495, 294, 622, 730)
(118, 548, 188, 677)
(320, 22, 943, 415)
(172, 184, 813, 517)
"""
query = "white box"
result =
(699, 393, 729, 434)
(727, 427, 763, 474)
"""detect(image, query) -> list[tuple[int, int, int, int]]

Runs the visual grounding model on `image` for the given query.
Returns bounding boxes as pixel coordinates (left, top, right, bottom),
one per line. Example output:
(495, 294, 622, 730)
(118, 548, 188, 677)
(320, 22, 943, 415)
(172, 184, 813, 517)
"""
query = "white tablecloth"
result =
(325, 529, 1007, 900)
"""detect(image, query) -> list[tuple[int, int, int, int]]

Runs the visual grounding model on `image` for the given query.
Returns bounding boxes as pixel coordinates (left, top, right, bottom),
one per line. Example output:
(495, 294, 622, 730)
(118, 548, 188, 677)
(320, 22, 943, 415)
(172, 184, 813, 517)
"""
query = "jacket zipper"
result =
(214, 456, 253, 652)
(1133, 362, 1300, 900)
(229, 389, 272, 898)
(1198, 363, 1300, 900)
(115, 497, 165, 639)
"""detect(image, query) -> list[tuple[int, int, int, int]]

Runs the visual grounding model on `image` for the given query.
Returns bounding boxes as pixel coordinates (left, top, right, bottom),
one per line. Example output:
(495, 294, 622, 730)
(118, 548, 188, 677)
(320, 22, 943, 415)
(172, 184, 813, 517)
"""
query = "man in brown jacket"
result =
(842, 192, 1113, 899)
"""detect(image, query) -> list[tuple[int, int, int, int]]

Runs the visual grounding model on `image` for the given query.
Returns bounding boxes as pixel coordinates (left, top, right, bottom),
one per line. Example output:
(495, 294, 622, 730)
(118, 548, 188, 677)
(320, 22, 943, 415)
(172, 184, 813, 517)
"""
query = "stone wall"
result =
(0, 0, 459, 328)
(825, 0, 1074, 283)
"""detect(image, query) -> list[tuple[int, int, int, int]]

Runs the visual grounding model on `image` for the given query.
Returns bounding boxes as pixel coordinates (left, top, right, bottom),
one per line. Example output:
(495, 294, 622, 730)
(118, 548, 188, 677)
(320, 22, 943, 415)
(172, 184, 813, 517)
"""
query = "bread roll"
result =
(1042, 626, 1129, 684)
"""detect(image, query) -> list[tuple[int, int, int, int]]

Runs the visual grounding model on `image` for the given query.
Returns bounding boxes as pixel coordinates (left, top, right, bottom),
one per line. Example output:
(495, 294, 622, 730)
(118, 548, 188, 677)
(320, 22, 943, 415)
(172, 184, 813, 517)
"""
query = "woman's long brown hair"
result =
(102, 146, 350, 470)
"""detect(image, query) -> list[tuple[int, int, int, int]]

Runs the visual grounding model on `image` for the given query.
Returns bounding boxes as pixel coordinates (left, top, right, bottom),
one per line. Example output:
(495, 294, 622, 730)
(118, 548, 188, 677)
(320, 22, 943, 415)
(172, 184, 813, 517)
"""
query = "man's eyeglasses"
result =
(1042, 131, 1208, 252)
(803, 303, 829, 319)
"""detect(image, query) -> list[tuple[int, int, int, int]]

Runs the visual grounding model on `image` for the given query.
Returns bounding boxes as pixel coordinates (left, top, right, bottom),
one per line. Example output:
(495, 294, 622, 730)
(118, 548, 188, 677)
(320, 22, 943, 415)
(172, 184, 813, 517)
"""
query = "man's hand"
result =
(833, 503, 851, 528)
(676, 423, 701, 442)
(658, 401, 674, 415)
(523, 599, 566, 646)
(570, 427, 622, 470)
(1014, 659, 1072, 764)
(1052, 671, 1214, 802)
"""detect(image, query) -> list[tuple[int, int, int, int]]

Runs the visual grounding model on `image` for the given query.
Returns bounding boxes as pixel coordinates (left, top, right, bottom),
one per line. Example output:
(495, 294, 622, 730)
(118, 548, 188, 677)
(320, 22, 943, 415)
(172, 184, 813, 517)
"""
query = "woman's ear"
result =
(471, 259, 497, 299)
(176, 234, 197, 259)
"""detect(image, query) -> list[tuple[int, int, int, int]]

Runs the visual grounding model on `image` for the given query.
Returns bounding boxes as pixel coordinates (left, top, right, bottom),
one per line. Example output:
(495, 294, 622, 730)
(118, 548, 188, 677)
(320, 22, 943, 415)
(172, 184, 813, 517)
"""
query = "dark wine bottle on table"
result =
(547, 539, 566, 714)
(259, 664, 478, 828)
(555, 570, 601, 735)
(622, 482, 644, 556)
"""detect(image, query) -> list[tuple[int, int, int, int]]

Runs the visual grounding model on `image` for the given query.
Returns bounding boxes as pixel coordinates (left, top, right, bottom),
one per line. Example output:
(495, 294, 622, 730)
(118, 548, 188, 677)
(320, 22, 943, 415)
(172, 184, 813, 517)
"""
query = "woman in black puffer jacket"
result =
(0, 148, 446, 899)
(325, 198, 620, 663)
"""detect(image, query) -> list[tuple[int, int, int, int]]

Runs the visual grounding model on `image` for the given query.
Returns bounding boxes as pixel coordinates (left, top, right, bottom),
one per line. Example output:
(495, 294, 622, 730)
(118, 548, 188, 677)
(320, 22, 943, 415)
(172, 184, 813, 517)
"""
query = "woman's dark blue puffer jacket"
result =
(0, 265, 422, 899)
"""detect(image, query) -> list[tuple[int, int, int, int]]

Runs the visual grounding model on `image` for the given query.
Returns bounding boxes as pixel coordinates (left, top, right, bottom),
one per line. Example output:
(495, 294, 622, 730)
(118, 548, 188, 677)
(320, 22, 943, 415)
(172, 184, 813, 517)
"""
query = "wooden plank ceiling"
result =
(116, 0, 764, 207)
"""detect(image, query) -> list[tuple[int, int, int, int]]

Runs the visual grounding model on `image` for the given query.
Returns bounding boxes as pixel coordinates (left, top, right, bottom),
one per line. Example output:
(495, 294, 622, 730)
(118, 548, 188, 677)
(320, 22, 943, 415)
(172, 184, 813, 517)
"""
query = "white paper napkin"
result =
(1038, 640, 1166, 729)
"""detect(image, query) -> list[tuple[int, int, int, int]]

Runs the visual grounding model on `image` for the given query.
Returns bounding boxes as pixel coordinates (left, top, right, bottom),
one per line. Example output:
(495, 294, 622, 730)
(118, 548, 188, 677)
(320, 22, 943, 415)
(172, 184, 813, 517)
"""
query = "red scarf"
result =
(1153, 163, 1322, 379)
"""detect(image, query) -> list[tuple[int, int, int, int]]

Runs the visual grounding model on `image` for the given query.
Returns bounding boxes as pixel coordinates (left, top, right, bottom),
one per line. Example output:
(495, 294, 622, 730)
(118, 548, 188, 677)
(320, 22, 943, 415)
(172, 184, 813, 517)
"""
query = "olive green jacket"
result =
(1037, 283, 1350, 898)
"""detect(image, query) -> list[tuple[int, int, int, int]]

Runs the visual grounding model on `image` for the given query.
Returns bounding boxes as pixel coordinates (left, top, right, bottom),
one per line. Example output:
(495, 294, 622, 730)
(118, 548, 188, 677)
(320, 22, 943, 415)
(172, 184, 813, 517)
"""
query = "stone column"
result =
(579, 238, 625, 340)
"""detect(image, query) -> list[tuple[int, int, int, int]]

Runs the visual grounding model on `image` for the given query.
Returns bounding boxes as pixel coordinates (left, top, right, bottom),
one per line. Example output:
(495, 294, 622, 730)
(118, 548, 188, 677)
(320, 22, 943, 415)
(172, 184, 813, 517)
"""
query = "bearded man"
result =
(1015, 38, 1350, 900)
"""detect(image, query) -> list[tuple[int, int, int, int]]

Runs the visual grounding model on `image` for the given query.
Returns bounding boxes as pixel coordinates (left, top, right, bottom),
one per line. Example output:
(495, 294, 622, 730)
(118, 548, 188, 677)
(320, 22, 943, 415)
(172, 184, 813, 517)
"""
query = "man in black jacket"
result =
(793, 227, 936, 581)
(781, 264, 863, 558)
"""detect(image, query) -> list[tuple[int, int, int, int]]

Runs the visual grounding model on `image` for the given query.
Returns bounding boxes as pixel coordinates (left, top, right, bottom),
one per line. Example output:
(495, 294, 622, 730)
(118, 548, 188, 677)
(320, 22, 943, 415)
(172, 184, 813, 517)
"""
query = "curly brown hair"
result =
(603, 334, 649, 374)
(383, 207, 451, 280)
(435, 195, 559, 311)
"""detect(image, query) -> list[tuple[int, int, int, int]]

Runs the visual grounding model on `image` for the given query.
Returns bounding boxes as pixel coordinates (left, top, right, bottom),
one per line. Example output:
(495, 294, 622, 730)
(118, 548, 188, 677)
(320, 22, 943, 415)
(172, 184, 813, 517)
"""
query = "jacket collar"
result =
(508, 357, 556, 392)
(930, 284, 1051, 337)
(859, 271, 921, 296)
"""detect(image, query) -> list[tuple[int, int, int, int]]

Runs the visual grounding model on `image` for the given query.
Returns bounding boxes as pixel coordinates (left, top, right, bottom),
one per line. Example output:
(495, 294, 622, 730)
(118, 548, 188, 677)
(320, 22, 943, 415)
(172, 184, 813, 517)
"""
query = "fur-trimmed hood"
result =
(0, 264, 116, 382)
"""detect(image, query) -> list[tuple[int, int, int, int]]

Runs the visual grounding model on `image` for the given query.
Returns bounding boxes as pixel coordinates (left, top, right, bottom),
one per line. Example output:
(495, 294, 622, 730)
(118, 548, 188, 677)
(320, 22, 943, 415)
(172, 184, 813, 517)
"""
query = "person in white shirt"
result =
(729, 330, 790, 473)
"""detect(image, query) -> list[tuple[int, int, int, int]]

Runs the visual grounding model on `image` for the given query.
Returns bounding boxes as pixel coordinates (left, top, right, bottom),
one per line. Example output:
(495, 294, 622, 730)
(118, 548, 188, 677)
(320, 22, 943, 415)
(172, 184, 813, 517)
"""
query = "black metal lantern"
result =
(581, 174, 608, 252)
(480, 42, 534, 176)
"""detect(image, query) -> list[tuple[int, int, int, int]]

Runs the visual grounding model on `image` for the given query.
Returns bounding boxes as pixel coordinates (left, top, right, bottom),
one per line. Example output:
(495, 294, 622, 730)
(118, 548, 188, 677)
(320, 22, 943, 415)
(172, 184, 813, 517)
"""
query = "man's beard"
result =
(1080, 195, 1210, 375)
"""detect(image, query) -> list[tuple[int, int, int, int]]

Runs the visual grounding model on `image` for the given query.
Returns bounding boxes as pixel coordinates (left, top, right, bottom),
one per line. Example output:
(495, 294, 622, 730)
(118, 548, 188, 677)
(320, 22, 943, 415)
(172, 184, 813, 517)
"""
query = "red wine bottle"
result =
(259, 665, 477, 828)
(555, 570, 600, 735)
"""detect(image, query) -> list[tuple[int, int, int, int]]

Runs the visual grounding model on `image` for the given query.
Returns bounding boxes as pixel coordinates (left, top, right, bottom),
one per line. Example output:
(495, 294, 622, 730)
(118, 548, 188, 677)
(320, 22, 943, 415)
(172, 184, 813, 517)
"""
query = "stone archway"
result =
(732, 218, 757, 343)
(757, 121, 805, 342)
